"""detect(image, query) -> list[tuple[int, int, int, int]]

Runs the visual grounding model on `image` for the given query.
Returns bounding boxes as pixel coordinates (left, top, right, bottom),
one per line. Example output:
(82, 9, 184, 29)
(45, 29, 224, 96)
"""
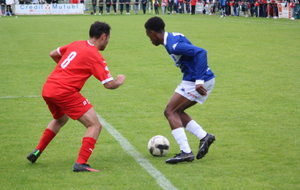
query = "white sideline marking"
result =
(0, 95, 41, 99)
(97, 114, 178, 190)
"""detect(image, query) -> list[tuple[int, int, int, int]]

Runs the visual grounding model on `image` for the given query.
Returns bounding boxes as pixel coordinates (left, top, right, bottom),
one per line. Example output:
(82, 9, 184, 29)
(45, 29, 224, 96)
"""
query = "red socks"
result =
(36, 129, 96, 164)
(76, 137, 96, 164)
(36, 128, 56, 152)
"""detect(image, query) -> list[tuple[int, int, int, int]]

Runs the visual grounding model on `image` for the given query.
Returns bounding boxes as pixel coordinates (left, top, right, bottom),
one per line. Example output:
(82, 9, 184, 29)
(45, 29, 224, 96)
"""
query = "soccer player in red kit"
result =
(26, 21, 126, 172)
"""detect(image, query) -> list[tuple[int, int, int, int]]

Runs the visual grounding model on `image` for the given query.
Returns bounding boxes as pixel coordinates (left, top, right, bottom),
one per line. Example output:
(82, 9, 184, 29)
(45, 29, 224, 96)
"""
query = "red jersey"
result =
(43, 40, 113, 97)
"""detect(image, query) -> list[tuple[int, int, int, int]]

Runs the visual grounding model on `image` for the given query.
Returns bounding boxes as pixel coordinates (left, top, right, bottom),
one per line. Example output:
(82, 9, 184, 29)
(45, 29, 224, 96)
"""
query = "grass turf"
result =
(0, 13, 299, 190)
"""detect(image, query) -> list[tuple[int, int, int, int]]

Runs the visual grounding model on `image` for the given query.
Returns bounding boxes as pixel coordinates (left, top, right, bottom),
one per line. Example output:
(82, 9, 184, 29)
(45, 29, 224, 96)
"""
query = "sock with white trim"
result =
(76, 137, 96, 164)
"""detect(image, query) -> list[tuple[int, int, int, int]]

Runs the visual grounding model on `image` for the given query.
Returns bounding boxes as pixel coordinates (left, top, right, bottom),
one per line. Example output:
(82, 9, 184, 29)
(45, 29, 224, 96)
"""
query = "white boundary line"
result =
(1, 95, 177, 190)
(97, 114, 178, 190)
(0, 95, 41, 99)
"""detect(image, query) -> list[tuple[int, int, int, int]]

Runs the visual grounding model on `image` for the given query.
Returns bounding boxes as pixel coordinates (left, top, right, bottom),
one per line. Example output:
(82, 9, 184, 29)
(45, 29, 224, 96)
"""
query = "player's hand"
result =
(103, 75, 125, 89)
(116, 75, 126, 85)
(196, 84, 207, 96)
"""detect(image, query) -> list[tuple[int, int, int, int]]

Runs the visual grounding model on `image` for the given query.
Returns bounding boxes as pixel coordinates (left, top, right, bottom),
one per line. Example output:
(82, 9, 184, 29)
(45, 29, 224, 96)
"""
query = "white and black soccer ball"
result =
(148, 135, 170, 157)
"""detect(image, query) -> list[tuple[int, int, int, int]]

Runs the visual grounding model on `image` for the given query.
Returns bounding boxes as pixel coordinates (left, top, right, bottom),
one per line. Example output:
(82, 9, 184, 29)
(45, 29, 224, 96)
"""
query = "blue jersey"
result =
(164, 32, 215, 83)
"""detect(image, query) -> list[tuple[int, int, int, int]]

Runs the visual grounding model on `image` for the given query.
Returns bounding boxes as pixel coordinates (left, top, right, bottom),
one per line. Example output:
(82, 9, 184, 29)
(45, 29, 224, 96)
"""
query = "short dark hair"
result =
(89, 21, 111, 39)
(144, 16, 165, 32)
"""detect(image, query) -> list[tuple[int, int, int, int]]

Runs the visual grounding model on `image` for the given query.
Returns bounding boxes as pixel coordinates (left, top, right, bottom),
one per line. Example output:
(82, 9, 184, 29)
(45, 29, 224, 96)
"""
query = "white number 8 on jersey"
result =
(61, 51, 77, 69)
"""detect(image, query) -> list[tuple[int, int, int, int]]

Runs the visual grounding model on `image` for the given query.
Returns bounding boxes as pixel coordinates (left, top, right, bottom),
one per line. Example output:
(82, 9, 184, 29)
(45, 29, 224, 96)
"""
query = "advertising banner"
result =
(15, 4, 84, 15)
(277, 3, 292, 19)
(196, 2, 203, 14)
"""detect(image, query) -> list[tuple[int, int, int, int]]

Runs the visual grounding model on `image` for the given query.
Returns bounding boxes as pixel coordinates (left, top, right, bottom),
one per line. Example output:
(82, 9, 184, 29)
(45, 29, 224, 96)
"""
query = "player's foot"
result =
(166, 151, 194, 164)
(196, 133, 215, 159)
(73, 163, 100, 172)
(27, 149, 42, 163)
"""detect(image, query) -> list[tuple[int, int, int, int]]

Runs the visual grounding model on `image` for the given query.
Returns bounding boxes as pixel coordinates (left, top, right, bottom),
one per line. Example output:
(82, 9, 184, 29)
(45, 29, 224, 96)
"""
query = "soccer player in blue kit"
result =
(144, 17, 216, 164)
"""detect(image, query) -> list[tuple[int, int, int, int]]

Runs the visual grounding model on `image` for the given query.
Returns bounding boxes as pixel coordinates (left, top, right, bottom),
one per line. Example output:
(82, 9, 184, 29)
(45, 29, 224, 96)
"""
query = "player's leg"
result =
(46, 114, 69, 134)
(172, 79, 216, 161)
(176, 101, 211, 148)
(177, 101, 196, 126)
(164, 93, 195, 164)
(188, 79, 216, 160)
(73, 107, 101, 172)
(182, 110, 215, 160)
(27, 98, 69, 163)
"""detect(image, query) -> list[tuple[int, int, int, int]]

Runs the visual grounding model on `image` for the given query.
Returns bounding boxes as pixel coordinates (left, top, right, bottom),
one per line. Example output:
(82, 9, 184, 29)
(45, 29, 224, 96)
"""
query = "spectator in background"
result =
(233, 0, 240, 16)
(296, 1, 300, 19)
(19, 0, 24, 4)
(6, 4, 12, 16)
(272, 0, 278, 19)
(5, 0, 13, 16)
(106, 0, 111, 14)
(190, 0, 196, 14)
(141, 0, 147, 14)
(92, 0, 97, 15)
(0, 0, 5, 16)
(261, 0, 267, 17)
(134, 0, 139, 14)
(178, 0, 184, 13)
(266, 0, 272, 18)
(211, 0, 217, 14)
(242, 0, 249, 17)
(207, 0, 213, 15)
(112, 0, 117, 14)
(185, 0, 190, 13)
(173, 0, 178, 13)
(154, 0, 159, 14)
(125, 0, 130, 14)
(219, 0, 226, 17)
(225, 0, 231, 15)
(255, 0, 259, 17)
(249, 0, 255, 16)
(119, 0, 125, 14)
(99, 0, 104, 15)
(161, 0, 168, 14)
(290, 0, 300, 19)
(167, 0, 173, 13)
(229, 0, 234, 15)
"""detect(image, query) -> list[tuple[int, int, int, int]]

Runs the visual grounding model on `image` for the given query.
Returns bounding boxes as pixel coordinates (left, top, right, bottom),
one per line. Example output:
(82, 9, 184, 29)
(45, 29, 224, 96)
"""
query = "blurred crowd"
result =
(1, 0, 299, 19)
(86, 0, 300, 19)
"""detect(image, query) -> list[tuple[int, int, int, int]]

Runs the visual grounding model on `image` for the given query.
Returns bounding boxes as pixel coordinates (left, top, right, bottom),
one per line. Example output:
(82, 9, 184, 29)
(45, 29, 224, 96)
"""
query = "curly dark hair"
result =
(89, 21, 111, 39)
(144, 17, 165, 32)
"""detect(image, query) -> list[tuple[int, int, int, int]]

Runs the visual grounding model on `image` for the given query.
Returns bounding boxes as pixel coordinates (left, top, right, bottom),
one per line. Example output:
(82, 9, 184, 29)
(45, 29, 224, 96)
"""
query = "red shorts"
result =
(43, 92, 92, 120)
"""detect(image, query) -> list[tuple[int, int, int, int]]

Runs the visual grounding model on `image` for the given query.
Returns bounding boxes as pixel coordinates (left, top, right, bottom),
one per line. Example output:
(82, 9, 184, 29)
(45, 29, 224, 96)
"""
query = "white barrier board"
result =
(15, 4, 84, 15)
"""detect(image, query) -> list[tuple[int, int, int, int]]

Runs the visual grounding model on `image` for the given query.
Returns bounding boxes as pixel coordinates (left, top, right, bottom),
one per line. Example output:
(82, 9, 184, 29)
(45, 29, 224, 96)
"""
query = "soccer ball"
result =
(148, 135, 170, 157)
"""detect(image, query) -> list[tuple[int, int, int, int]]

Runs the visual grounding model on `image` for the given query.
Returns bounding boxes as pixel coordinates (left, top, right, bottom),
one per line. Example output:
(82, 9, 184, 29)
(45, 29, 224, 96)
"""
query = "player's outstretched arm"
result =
(49, 49, 62, 64)
(104, 75, 126, 89)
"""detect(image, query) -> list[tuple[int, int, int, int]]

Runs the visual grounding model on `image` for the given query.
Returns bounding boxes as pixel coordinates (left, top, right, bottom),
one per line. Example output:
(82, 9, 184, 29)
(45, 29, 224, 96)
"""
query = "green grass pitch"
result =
(0, 13, 299, 190)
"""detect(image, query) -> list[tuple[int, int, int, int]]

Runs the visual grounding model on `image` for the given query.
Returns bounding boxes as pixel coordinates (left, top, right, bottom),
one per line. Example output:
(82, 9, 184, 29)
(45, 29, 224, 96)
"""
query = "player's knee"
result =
(92, 123, 102, 137)
(96, 123, 102, 131)
(164, 107, 184, 119)
(57, 114, 69, 126)
(164, 107, 175, 119)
